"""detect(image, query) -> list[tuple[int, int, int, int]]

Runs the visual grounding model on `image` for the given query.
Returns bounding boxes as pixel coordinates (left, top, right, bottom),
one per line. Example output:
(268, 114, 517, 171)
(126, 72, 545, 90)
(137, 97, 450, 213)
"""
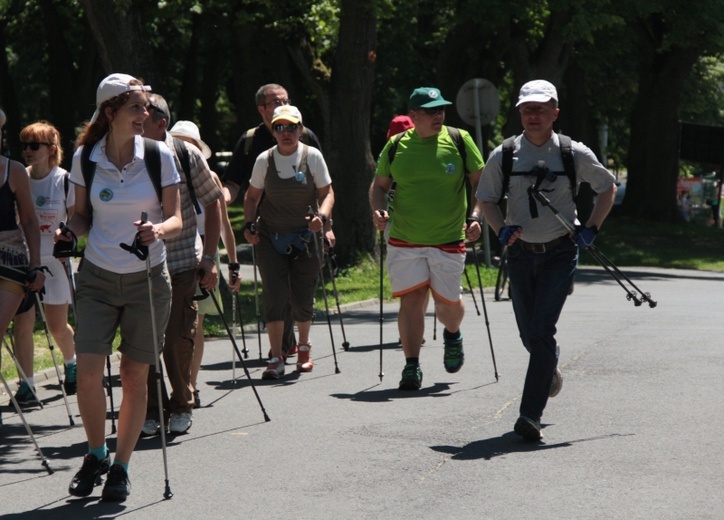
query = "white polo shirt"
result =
(70, 135, 180, 273)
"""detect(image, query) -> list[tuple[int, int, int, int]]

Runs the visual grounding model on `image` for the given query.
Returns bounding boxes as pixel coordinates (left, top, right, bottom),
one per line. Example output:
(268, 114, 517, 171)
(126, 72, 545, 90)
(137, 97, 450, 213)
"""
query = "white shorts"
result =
(40, 257, 72, 305)
(386, 244, 464, 304)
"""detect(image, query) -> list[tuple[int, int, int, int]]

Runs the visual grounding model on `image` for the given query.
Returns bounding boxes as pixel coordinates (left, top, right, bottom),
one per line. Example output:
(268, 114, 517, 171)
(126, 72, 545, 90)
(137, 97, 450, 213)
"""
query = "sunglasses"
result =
(146, 102, 168, 120)
(420, 107, 445, 115)
(272, 123, 301, 133)
(262, 98, 290, 108)
(22, 142, 52, 151)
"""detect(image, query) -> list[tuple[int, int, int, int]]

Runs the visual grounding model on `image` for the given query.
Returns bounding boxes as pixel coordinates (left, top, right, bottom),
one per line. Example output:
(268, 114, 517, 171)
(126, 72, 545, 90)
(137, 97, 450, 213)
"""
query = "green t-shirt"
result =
(376, 126, 484, 245)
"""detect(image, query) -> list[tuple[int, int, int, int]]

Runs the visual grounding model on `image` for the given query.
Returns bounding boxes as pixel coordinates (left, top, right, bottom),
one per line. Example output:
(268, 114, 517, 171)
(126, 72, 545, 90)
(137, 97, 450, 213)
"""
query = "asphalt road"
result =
(1, 266, 722, 519)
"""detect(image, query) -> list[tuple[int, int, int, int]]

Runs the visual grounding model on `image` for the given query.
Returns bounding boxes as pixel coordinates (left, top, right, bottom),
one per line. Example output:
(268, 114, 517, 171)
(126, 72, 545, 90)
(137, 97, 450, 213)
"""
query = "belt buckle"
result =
(530, 243, 546, 254)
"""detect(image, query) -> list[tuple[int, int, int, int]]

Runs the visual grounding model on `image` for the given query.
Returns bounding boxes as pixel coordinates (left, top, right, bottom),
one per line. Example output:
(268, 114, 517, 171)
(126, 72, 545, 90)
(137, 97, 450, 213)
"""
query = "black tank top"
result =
(0, 159, 19, 232)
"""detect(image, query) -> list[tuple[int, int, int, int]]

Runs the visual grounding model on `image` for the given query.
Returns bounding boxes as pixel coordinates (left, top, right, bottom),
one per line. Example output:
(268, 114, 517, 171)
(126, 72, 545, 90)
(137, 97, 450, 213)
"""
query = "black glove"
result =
(53, 222, 78, 258)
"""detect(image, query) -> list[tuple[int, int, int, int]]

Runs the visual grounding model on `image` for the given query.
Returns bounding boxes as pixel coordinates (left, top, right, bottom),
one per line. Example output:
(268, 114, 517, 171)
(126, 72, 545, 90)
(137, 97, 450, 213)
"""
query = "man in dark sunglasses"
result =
(369, 86, 485, 391)
(222, 83, 331, 360)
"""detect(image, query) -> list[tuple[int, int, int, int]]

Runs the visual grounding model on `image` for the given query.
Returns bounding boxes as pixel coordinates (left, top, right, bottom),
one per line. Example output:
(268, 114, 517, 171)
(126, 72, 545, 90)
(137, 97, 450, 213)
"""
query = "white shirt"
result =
(70, 135, 180, 273)
(28, 166, 75, 260)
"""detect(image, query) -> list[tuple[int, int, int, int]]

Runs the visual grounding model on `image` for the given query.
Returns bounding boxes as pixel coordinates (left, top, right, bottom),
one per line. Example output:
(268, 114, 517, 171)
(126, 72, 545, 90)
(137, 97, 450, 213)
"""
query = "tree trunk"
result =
(324, 0, 377, 264)
(79, 0, 159, 88)
(623, 23, 700, 221)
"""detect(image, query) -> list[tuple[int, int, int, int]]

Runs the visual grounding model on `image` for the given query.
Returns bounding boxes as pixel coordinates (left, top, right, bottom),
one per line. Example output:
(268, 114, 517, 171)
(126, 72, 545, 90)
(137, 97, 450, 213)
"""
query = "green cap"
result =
(408, 87, 452, 110)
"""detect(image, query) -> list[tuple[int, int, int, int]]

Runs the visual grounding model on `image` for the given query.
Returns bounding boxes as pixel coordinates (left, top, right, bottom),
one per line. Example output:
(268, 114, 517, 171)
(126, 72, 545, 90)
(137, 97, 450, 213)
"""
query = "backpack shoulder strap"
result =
(80, 142, 97, 211)
(172, 136, 201, 214)
(387, 129, 409, 167)
(499, 136, 517, 204)
(557, 133, 577, 196)
(143, 138, 163, 204)
(243, 127, 257, 156)
(445, 126, 468, 174)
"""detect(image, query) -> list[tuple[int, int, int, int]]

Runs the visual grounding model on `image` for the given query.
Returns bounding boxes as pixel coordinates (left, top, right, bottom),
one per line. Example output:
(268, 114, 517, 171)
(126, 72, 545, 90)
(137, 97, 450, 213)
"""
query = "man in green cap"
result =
(369, 87, 485, 391)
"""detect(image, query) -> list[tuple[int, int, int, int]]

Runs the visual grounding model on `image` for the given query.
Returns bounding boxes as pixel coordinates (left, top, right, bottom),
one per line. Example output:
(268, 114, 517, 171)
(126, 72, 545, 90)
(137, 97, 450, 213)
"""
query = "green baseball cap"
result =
(408, 87, 452, 110)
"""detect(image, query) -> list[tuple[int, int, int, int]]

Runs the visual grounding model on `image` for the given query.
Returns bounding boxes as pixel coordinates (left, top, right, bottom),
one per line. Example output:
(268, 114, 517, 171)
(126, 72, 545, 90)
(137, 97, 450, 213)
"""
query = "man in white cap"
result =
(474, 79, 617, 441)
(141, 93, 223, 435)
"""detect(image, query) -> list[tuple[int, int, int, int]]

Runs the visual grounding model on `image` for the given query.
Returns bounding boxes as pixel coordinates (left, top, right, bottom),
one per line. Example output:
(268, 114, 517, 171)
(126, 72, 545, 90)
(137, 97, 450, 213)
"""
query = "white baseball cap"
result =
(91, 73, 151, 122)
(169, 120, 212, 159)
(516, 80, 558, 107)
(271, 105, 303, 125)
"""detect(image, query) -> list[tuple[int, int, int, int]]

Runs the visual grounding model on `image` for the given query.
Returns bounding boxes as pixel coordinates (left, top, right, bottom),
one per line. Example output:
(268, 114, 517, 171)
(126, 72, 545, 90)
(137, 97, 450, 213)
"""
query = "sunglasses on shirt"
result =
(272, 123, 301, 133)
(21, 142, 52, 151)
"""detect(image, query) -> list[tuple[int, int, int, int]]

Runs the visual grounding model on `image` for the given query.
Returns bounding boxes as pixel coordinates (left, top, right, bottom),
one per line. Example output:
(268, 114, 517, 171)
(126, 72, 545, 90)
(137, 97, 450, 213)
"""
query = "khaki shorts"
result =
(74, 260, 172, 365)
(386, 244, 464, 304)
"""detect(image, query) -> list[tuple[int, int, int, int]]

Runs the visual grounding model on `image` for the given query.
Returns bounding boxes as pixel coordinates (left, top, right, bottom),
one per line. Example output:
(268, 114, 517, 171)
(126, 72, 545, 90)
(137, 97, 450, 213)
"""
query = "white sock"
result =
(65, 356, 77, 366)
(25, 376, 35, 388)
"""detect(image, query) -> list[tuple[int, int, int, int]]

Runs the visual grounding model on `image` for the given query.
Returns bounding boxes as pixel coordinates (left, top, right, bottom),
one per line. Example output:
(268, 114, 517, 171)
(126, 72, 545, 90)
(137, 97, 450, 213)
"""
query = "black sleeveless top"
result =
(0, 159, 19, 232)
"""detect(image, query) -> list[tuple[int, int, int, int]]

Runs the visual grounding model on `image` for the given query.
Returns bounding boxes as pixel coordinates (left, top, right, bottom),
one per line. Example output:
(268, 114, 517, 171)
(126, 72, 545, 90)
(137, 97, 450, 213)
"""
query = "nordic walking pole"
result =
(0, 371, 53, 474)
(197, 283, 270, 421)
(528, 187, 657, 308)
(377, 215, 386, 382)
(471, 241, 500, 382)
(249, 234, 264, 360)
(34, 294, 74, 426)
(229, 262, 249, 360)
(309, 207, 340, 374)
(325, 244, 350, 350)
(463, 267, 481, 316)
(123, 211, 173, 499)
(230, 283, 237, 381)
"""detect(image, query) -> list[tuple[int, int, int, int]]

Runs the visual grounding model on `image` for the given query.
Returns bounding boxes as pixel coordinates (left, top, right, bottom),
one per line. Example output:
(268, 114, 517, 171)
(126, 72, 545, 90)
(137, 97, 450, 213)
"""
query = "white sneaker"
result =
(141, 419, 160, 437)
(169, 412, 192, 434)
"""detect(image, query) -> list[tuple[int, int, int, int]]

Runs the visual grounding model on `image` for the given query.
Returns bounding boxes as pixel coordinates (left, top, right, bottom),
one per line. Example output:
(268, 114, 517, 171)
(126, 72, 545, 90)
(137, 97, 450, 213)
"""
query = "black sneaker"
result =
(68, 453, 110, 497)
(64, 362, 78, 395)
(398, 363, 423, 391)
(443, 330, 464, 373)
(101, 464, 131, 502)
(514, 415, 542, 441)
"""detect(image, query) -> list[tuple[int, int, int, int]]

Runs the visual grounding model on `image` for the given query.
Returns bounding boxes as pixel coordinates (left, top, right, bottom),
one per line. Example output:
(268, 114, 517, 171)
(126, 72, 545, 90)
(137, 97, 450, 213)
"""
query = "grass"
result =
(3, 211, 722, 383)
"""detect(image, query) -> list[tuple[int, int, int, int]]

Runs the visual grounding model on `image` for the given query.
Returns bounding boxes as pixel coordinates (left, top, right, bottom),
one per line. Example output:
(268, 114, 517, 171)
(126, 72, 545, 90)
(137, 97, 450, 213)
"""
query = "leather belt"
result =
(518, 235, 571, 254)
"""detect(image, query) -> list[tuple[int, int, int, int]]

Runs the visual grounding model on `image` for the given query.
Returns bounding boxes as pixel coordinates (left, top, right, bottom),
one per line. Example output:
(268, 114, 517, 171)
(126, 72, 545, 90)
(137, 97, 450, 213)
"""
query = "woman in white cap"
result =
(243, 105, 334, 380)
(0, 107, 46, 368)
(58, 73, 182, 501)
(168, 120, 241, 406)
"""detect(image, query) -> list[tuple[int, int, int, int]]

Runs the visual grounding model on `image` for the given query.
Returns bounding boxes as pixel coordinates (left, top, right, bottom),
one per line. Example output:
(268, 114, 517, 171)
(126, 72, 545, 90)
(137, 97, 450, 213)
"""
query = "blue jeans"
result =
(507, 239, 578, 421)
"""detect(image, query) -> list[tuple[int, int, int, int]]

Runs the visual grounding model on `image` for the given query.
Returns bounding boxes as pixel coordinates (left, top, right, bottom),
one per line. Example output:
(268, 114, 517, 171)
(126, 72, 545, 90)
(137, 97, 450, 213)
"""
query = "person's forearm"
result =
(202, 200, 222, 257)
(586, 184, 617, 229)
(481, 201, 506, 235)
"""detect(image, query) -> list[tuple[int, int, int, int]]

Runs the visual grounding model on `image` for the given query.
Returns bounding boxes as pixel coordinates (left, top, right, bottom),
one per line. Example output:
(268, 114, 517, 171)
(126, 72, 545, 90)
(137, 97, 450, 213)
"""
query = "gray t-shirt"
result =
(477, 133, 615, 243)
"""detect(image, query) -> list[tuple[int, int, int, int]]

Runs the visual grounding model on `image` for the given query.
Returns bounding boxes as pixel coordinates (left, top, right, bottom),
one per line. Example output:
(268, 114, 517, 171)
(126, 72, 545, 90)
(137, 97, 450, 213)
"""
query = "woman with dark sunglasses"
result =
(0, 108, 46, 365)
(243, 105, 334, 380)
(10, 122, 78, 407)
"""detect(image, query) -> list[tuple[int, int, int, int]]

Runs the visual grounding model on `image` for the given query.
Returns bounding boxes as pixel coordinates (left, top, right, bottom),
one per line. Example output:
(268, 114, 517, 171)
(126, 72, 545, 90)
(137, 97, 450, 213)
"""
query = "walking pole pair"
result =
(324, 243, 351, 351)
(308, 207, 341, 374)
(528, 187, 657, 308)
(196, 281, 270, 422)
(0, 369, 53, 474)
(120, 212, 173, 499)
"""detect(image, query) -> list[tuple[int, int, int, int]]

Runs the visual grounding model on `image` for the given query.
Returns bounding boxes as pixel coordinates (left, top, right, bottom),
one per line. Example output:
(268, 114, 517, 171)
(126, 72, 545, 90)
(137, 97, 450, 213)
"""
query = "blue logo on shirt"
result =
(99, 189, 113, 202)
(36, 196, 47, 207)
(294, 171, 305, 182)
(446, 163, 456, 175)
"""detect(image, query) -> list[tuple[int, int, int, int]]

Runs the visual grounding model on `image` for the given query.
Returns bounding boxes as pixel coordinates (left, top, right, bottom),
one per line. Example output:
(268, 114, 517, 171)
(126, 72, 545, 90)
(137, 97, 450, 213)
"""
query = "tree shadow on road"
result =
(431, 431, 634, 460)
